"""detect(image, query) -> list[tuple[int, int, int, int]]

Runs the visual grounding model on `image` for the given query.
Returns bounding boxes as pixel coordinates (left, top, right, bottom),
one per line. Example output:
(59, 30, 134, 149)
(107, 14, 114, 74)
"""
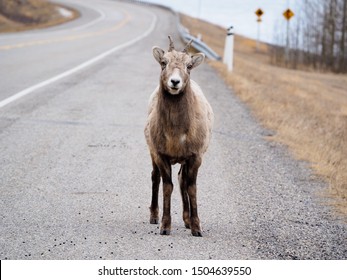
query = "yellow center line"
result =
(0, 10, 132, 51)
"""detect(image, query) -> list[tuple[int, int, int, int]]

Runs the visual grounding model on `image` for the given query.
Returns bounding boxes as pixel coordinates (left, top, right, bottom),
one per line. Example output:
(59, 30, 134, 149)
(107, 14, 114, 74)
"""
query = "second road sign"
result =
(283, 9, 294, 20)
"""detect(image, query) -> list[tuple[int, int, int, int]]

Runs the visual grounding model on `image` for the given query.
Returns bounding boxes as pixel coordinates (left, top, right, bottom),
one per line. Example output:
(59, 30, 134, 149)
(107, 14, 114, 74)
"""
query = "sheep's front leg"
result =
(187, 155, 202, 237)
(157, 155, 173, 235)
(150, 159, 160, 224)
(179, 164, 190, 229)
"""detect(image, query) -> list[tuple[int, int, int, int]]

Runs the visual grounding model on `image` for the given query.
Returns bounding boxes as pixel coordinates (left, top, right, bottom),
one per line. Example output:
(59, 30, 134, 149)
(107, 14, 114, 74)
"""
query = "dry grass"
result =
(181, 14, 347, 216)
(0, 0, 78, 33)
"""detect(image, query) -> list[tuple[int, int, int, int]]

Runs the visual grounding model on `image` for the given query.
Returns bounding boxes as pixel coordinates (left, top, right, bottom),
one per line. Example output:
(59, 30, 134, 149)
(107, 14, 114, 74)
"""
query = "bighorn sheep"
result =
(144, 36, 213, 237)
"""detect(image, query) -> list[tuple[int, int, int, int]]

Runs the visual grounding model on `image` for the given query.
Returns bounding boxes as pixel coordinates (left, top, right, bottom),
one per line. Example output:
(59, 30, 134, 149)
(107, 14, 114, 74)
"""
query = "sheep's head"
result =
(152, 36, 205, 95)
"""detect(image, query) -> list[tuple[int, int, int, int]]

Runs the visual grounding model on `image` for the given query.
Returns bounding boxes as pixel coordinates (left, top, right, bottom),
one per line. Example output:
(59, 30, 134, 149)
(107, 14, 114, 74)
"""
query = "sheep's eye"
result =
(187, 64, 193, 70)
(161, 61, 167, 69)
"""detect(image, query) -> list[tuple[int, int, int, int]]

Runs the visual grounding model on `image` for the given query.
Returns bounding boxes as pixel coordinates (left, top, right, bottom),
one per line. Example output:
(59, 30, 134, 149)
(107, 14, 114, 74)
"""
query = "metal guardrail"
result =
(120, 0, 222, 60)
(176, 15, 221, 60)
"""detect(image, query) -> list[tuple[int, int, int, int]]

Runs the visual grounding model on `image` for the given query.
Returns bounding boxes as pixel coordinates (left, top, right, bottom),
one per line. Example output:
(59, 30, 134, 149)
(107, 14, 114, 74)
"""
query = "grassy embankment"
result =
(180, 14, 347, 216)
(0, 0, 78, 33)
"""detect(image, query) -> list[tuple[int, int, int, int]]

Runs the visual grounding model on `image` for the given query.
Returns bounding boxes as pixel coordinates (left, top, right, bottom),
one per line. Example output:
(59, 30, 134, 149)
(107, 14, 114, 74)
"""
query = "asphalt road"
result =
(0, 0, 346, 260)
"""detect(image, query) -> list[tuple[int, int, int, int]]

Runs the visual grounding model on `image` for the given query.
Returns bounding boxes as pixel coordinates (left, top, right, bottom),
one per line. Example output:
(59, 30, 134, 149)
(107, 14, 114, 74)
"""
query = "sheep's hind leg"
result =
(179, 163, 190, 229)
(150, 160, 160, 224)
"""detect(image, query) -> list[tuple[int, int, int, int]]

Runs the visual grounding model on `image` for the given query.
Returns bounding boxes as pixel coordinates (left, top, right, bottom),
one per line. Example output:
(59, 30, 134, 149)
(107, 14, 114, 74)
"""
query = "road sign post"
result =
(223, 26, 234, 72)
(255, 9, 264, 52)
(283, 8, 294, 64)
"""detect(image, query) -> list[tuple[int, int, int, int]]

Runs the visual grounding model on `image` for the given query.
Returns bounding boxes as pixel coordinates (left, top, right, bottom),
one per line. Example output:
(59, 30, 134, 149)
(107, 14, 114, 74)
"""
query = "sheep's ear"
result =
(191, 53, 205, 69)
(152, 46, 165, 64)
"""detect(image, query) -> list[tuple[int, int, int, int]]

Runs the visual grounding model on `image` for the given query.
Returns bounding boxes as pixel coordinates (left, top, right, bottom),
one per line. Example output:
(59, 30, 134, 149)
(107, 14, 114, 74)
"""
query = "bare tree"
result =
(339, 0, 347, 71)
(271, 0, 347, 73)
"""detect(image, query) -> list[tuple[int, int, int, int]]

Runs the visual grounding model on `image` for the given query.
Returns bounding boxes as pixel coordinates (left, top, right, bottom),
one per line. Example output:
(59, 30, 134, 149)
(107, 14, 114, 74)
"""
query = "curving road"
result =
(0, 0, 346, 260)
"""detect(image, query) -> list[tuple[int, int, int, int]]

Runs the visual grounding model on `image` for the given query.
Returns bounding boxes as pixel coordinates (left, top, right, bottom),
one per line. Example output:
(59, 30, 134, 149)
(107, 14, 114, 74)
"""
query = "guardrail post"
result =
(223, 26, 234, 72)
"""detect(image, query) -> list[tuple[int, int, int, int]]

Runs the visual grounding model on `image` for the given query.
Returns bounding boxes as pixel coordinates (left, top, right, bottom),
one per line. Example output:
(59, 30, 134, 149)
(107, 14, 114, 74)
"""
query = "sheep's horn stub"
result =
(168, 35, 175, 51)
(182, 39, 193, 53)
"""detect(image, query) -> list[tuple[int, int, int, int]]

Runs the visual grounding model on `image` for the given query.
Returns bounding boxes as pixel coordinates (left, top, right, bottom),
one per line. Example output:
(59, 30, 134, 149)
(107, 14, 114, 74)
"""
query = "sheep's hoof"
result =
(160, 229, 171, 235)
(150, 217, 159, 224)
(191, 231, 202, 237)
(184, 223, 190, 229)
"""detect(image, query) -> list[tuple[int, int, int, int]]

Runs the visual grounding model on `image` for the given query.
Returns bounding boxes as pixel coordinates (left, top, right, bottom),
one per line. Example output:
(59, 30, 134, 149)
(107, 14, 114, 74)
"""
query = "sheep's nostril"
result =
(171, 79, 180, 87)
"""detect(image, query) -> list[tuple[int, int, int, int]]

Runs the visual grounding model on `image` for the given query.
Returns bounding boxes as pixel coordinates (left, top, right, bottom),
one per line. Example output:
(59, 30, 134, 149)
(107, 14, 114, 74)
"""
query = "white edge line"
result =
(67, 4, 106, 32)
(0, 13, 157, 109)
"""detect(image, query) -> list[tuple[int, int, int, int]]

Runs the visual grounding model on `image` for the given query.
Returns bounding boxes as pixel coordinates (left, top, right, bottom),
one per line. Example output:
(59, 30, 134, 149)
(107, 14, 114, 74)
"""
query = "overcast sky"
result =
(143, 0, 299, 44)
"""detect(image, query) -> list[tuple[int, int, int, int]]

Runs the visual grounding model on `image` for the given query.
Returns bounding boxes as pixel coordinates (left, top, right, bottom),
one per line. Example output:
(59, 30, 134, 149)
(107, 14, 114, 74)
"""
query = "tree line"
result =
(271, 0, 347, 73)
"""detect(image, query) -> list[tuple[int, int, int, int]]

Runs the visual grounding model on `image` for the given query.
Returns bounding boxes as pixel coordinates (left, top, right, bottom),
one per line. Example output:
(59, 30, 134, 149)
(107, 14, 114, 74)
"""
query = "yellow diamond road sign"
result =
(283, 9, 294, 20)
(255, 8, 264, 18)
